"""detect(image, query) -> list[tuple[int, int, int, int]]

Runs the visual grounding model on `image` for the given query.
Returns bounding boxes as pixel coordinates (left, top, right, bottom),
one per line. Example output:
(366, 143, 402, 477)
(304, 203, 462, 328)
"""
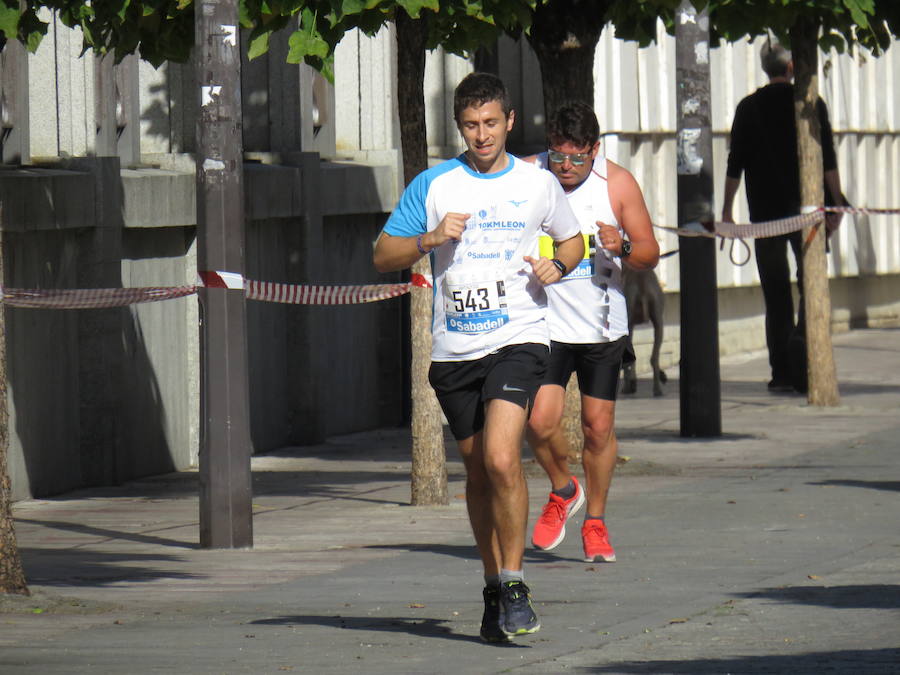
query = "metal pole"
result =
(196, 0, 253, 548)
(675, 1, 722, 437)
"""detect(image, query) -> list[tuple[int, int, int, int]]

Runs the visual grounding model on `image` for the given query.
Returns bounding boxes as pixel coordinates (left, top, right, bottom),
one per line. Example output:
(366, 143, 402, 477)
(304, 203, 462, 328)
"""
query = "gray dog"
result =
(621, 266, 667, 396)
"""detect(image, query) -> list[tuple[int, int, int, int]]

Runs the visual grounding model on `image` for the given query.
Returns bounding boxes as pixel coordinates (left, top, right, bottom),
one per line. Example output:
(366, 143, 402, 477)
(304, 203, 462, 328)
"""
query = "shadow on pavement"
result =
(22, 467, 431, 503)
(249, 613, 505, 646)
(251, 471, 418, 502)
(18, 548, 198, 587)
(624, 376, 900, 400)
(580, 648, 900, 673)
(361, 542, 481, 561)
(808, 479, 900, 493)
(15, 518, 196, 549)
(525, 549, 595, 565)
(615, 428, 758, 443)
(737, 584, 900, 610)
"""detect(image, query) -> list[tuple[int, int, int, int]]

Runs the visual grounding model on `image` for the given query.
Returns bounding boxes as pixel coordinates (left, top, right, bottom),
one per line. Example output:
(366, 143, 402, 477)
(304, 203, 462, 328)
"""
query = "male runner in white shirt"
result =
(374, 73, 584, 642)
(526, 102, 659, 563)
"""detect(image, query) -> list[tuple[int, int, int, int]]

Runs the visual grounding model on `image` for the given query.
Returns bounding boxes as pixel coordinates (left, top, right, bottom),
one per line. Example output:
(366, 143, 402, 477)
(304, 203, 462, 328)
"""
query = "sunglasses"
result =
(547, 150, 592, 166)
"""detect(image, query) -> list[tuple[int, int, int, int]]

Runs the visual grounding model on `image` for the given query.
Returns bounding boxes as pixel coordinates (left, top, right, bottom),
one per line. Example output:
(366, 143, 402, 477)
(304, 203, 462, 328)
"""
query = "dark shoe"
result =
(499, 580, 540, 637)
(767, 379, 794, 393)
(480, 586, 508, 643)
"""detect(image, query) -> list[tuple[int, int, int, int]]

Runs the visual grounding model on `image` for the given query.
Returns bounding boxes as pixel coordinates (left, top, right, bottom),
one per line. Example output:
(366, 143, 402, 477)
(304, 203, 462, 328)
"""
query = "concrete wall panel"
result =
(3, 157, 404, 501)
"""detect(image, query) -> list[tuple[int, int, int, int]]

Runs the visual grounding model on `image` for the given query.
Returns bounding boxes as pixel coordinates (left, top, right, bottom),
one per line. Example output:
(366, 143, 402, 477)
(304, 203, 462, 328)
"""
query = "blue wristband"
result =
(416, 234, 430, 256)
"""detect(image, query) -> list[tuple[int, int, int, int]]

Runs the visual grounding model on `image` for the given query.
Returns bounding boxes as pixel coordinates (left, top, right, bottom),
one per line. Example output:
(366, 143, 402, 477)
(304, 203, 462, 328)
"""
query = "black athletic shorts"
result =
(543, 337, 635, 401)
(428, 343, 549, 440)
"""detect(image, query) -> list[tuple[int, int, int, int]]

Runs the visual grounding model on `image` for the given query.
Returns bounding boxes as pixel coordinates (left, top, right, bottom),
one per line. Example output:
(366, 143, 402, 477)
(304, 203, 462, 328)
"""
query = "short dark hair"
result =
(453, 72, 512, 123)
(760, 40, 791, 78)
(547, 101, 600, 149)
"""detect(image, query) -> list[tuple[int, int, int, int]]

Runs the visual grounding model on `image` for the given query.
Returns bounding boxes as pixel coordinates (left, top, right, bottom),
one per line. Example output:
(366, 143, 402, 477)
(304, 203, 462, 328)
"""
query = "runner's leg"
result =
(482, 398, 529, 571)
(580, 395, 617, 517)
(526, 384, 571, 491)
(457, 432, 502, 576)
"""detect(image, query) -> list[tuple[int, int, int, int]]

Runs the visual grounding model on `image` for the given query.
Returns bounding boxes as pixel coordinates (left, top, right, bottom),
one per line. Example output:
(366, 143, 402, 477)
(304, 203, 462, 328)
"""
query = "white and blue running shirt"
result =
(383, 153, 581, 362)
(535, 151, 629, 343)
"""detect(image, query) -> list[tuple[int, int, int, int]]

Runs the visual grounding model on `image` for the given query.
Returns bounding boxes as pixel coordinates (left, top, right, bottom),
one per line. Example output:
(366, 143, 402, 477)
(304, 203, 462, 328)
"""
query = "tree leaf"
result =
(288, 28, 330, 60)
(843, 0, 873, 29)
(0, 5, 20, 39)
(247, 28, 271, 59)
(397, 0, 439, 19)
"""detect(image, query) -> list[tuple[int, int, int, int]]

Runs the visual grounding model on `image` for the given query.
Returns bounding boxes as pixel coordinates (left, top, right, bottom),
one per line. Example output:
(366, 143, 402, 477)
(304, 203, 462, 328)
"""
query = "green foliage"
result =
(1, 0, 894, 70)
(700, 0, 898, 55)
(276, 0, 536, 80)
(0, 4, 21, 40)
(599, 0, 899, 56)
(0, 1, 194, 65)
(0, 1, 49, 53)
(606, 0, 678, 46)
(0, 0, 534, 78)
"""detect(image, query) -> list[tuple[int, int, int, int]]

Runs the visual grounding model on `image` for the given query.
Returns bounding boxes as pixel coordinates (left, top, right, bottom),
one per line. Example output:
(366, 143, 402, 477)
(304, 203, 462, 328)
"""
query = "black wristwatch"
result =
(620, 240, 632, 258)
(550, 258, 567, 276)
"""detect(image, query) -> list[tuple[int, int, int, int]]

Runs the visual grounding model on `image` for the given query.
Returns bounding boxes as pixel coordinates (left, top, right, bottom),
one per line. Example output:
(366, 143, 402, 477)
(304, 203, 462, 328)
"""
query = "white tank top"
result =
(536, 152, 629, 343)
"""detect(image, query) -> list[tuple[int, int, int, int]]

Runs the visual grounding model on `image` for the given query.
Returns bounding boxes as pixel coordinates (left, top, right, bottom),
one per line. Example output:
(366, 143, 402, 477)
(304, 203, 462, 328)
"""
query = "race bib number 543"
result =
(444, 274, 508, 334)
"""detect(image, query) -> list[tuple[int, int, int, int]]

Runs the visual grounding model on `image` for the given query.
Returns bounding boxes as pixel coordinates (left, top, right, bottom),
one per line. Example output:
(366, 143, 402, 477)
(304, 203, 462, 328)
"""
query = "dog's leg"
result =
(622, 271, 638, 394)
(648, 275, 665, 396)
(650, 317, 664, 396)
(622, 354, 637, 394)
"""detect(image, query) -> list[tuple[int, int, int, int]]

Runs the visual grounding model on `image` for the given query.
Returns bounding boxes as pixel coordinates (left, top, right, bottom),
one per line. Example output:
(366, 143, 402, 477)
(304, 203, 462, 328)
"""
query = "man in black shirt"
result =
(722, 40, 845, 393)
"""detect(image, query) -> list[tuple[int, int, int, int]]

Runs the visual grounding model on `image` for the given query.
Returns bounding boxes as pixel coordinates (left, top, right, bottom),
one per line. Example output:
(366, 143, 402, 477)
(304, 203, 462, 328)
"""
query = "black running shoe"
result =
(499, 580, 540, 637)
(480, 585, 508, 643)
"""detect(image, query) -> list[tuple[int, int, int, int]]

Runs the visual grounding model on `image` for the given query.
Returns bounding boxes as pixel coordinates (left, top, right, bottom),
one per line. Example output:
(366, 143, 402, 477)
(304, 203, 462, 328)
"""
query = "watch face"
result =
(622, 240, 632, 256)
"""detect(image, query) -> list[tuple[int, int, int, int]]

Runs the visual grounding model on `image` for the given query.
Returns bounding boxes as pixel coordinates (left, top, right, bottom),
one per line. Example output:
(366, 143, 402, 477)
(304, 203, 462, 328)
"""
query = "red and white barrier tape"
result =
(0, 286, 198, 310)
(824, 206, 900, 216)
(198, 270, 244, 289)
(1, 272, 433, 310)
(654, 210, 823, 240)
(657, 205, 900, 241)
(654, 205, 900, 265)
(246, 280, 410, 305)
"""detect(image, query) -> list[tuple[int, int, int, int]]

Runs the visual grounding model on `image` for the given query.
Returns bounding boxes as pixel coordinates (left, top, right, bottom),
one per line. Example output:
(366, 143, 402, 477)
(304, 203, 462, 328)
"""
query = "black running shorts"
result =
(543, 337, 635, 401)
(428, 343, 549, 440)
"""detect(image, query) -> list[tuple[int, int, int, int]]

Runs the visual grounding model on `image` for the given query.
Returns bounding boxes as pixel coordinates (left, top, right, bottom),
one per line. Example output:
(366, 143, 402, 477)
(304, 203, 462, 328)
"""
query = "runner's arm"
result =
(373, 232, 425, 273)
(554, 232, 586, 275)
(523, 233, 584, 285)
(373, 212, 470, 273)
(609, 162, 659, 271)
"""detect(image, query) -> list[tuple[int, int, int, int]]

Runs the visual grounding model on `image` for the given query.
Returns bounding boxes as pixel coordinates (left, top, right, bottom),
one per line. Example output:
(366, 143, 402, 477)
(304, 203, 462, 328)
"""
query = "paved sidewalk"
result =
(3, 328, 900, 674)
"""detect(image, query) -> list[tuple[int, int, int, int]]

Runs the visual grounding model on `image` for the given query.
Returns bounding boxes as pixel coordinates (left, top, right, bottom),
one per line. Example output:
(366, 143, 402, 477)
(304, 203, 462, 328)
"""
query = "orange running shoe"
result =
(531, 477, 585, 551)
(582, 519, 616, 562)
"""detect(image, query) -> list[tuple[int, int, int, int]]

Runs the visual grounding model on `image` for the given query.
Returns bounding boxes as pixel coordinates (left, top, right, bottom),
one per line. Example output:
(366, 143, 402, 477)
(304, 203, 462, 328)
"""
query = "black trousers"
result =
(754, 231, 807, 389)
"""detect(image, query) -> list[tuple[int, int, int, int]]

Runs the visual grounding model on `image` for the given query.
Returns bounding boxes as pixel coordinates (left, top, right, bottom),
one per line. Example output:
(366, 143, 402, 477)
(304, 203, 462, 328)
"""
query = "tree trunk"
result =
(790, 17, 840, 407)
(562, 375, 582, 463)
(0, 231, 29, 596)
(395, 11, 448, 506)
(526, 0, 609, 120)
